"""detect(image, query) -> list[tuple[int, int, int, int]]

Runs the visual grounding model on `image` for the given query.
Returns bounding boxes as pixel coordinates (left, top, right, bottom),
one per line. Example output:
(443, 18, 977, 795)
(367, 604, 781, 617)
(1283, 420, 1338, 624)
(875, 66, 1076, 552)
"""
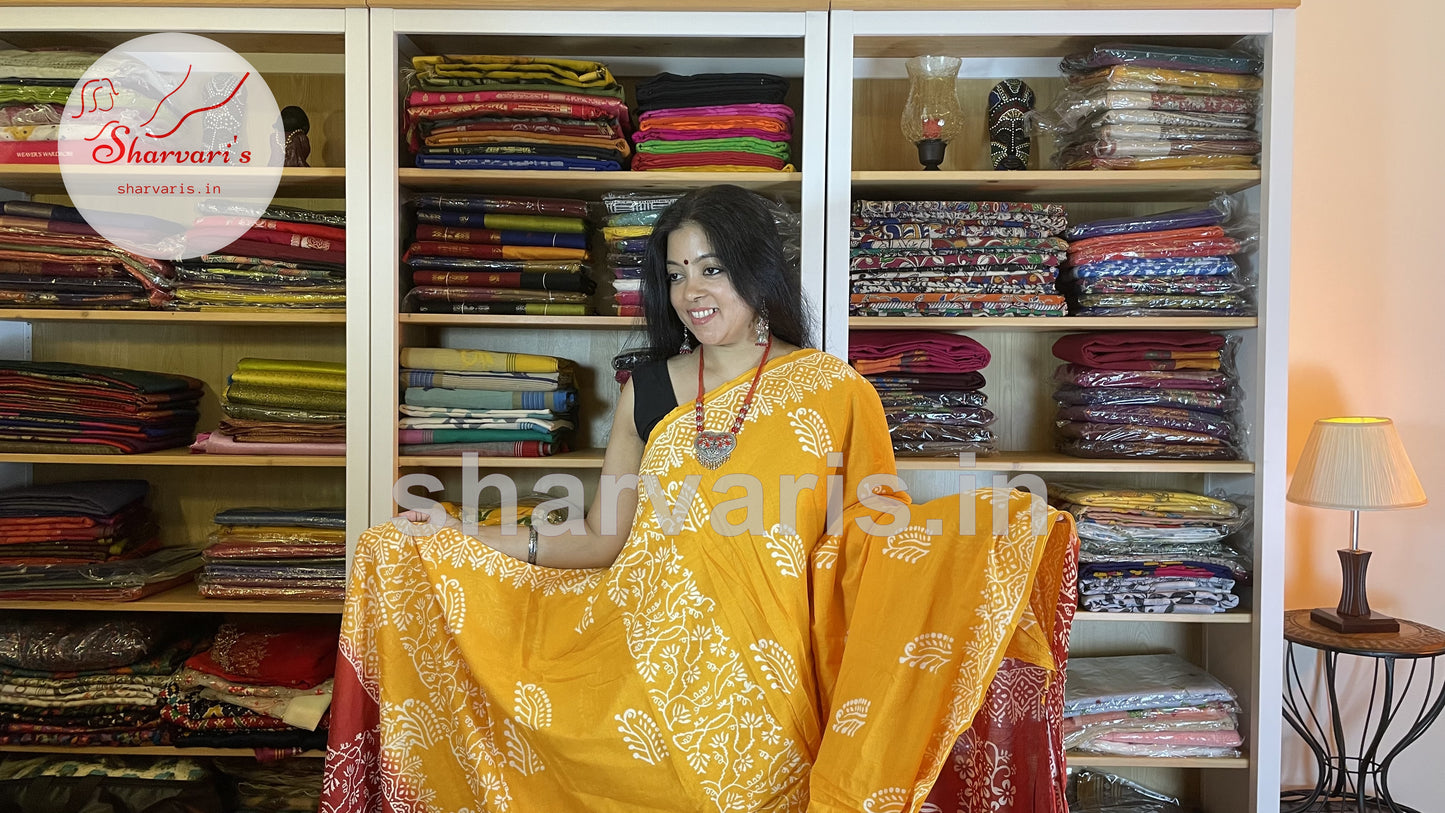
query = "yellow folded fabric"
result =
(236, 358, 347, 376)
(602, 225, 653, 241)
(398, 347, 567, 373)
(230, 369, 347, 393)
(1049, 485, 1239, 518)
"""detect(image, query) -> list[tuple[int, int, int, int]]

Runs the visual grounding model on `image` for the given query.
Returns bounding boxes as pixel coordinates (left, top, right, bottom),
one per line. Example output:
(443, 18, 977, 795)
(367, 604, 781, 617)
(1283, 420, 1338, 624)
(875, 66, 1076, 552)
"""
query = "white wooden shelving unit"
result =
(0, 4, 1299, 805)
(366, 7, 828, 523)
(0, 5, 370, 756)
(825, 6, 1294, 811)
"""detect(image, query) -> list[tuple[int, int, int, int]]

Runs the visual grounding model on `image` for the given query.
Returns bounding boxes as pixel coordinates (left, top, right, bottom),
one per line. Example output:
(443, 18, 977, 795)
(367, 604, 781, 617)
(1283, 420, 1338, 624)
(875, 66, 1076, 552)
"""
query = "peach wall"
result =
(1286, 0, 1445, 800)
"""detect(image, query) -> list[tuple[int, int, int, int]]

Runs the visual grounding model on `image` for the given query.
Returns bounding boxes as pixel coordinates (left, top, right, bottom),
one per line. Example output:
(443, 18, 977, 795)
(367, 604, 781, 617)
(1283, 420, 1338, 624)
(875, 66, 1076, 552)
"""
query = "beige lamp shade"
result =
(1287, 417, 1428, 510)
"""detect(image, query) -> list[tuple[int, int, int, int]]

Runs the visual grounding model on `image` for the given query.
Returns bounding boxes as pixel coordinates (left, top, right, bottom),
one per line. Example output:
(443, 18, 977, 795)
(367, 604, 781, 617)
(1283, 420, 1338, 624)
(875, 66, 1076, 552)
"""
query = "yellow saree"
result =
(323, 349, 1074, 813)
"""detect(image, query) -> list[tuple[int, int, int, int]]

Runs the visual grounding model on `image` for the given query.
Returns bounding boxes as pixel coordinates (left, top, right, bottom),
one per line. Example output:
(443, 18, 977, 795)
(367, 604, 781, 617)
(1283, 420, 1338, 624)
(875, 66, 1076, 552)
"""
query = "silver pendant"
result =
(694, 430, 735, 469)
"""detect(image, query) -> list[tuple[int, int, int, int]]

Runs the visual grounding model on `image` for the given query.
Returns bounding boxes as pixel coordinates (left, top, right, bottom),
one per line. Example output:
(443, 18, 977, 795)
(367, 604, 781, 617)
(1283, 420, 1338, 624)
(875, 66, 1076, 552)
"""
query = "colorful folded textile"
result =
(1052, 331, 1224, 370)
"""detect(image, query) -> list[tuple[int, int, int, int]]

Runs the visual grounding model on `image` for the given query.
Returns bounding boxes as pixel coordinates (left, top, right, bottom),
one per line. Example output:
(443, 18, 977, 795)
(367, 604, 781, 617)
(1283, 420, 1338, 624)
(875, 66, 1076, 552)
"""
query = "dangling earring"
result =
(679, 328, 693, 355)
(754, 307, 770, 346)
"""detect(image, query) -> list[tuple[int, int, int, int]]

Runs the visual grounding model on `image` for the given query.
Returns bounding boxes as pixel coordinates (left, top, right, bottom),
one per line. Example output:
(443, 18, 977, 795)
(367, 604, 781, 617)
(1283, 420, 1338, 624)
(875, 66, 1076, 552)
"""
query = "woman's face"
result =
(666, 221, 757, 349)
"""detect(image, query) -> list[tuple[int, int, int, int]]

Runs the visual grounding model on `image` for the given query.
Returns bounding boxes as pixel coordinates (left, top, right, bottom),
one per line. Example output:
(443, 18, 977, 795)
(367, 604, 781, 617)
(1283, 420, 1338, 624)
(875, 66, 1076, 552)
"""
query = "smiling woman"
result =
(324, 184, 1077, 813)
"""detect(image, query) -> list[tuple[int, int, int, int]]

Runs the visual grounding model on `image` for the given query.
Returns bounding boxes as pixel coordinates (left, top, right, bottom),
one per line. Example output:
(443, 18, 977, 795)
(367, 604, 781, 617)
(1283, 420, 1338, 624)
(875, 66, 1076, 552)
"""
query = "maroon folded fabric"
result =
(1052, 331, 1224, 370)
(849, 330, 990, 374)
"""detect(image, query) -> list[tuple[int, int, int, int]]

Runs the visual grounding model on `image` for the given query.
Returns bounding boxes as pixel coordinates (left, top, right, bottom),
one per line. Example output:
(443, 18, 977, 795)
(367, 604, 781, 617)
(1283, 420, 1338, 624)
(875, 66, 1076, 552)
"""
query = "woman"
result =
(324, 185, 1074, 813)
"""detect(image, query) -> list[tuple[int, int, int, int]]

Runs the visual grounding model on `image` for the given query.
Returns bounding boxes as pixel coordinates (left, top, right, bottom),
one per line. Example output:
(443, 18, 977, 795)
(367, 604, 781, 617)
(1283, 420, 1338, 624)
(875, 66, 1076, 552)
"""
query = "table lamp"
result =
(1287, 417, 1428, 634)
(900, 55, 963, 170)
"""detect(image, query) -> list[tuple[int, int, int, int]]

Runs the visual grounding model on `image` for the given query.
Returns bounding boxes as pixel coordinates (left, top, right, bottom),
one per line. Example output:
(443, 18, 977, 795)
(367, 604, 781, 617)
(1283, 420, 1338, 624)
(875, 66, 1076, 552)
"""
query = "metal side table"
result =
(1281, 609, 1445, 813)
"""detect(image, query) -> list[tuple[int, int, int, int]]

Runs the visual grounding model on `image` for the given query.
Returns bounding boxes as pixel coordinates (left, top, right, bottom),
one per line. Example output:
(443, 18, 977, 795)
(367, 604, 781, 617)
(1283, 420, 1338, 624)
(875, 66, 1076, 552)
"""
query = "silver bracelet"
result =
(527, 525, 539, 566)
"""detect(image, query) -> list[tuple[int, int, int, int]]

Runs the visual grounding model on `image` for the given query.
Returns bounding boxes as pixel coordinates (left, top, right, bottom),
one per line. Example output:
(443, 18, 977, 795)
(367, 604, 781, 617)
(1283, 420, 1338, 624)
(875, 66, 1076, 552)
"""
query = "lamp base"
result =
(915, 139, 946, 171)
(1311, 607, 1400, 634)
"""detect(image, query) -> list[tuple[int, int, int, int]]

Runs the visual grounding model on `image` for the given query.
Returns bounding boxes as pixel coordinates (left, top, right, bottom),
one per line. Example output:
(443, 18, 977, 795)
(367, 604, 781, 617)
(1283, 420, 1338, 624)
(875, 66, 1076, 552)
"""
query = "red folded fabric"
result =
(848, 330, 991, 374)
(185, 621, 339, 688)
(631, 151, 790, 171)
(1052, 332, 1224, 371)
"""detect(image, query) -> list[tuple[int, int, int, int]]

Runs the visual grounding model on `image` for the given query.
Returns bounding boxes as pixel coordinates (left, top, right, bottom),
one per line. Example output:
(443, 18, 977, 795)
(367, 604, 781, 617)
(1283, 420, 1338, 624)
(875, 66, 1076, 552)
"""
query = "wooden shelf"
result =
(0, 449, 347, 467)
(0, 309, 345, 325)
(399, 448, 607, 468)
(850, 316, 1257, 332)
(399, 314, 641, 329)
(896, 452, 1254, 474)
(0, 166, 345, 197)
(397, 169, 802, 196)
(850, 170, 1261, 201)
(0, 582, 342, 614)
(0, 744, 325, 758)
(1075, 611, 1252, 624)
(1066, 753, 1250, 770)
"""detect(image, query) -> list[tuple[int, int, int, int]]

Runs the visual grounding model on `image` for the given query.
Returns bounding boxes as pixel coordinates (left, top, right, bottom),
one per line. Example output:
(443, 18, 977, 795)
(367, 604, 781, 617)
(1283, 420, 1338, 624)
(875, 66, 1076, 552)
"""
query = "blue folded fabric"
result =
(1066, 204, 1226, 241)
(0, 479, 148, 518)
(1069, 257, 1239, 279)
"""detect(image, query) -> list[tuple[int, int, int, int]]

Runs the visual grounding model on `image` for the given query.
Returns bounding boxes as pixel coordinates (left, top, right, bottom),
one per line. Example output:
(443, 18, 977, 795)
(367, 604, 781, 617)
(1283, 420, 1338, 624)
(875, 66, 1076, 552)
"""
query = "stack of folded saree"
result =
(1064, 654, 1243, 757)
(1050, 485, 1248, 614)
(404, 55, 630, 171)
(1046, 43, 1263, 170)
(162, 621, 335, 750)
(1064, 203, 1254, 316)
(599, 190, 683, 317)
(0, 615, 198, 747)
(197, 507, 346, 601)
(193, 358, 346, 457)
(849, 200, 1070, 317)
(172, 203, 346, 310)
(0, 480, 158, 569)
(401, 193, 595, 315)
(0, 48, 95, 164)
(0, 360, 202, 454)
(0, 201, 176, 309)
(631, 73, 794, 172)
(1052, 331, 1240, 459)
(398, 347, 576, 457)
(849, 330, 995, 456)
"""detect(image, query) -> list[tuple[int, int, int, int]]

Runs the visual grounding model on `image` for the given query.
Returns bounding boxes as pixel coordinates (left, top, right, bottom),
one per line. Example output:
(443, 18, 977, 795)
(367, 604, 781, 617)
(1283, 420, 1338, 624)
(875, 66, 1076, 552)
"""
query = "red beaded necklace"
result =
(693, 335, 772, 469)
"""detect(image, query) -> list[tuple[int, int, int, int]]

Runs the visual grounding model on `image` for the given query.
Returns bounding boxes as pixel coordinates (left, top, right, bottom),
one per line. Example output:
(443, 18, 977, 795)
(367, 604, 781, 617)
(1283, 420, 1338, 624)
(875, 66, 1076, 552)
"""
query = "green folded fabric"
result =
(223, 383, 346, 413)
(222, 402, 347, 424)
(229, 369, 347, 393)
(634, 136, 790, 158)
(236, 358, 346, 376)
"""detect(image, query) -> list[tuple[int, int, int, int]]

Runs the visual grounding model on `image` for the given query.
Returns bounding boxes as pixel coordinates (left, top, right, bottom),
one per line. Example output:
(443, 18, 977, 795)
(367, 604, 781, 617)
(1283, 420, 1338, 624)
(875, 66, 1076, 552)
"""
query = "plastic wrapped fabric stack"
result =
(0, 615, 197, 746)
(1046, 43, 1264, 170)
(598, 190, 682, 317)
(172, 203, 346, 311)
(849, 330, 995, 457)
(1063, 198, 1255, 316)
(1049, 485, 1250, 614)
(849, 200, 1069, 317)
(197, 507, 346, 601)
(1064, 654, 1244, 758)
(1052, 331, 1241, 459)
(0, 201, 174, 309)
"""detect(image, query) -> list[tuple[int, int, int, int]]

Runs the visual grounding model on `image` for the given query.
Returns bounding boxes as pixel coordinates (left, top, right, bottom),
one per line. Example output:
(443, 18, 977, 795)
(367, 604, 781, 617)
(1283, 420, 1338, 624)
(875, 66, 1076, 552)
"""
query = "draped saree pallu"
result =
(323, 349, 1074, 813)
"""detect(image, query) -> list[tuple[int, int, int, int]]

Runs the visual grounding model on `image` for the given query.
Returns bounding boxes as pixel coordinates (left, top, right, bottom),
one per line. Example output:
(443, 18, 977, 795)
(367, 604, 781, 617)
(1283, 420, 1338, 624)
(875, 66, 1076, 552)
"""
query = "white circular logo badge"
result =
(59, 33, 284, 261)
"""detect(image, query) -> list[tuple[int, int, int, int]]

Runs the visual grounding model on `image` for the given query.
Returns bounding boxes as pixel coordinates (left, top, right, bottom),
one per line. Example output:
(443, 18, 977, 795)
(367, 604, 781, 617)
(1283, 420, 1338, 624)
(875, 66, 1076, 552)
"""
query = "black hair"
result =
(640, 185, 811, 358)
